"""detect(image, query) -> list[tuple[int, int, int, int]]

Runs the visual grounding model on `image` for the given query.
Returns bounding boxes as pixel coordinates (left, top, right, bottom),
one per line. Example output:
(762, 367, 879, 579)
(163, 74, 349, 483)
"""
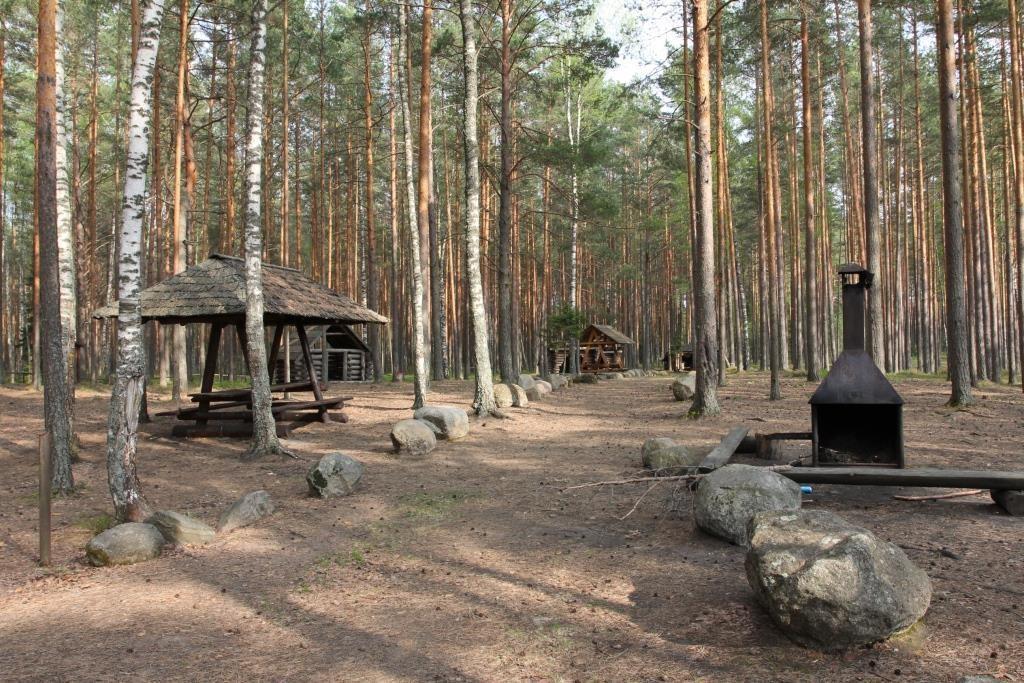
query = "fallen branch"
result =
(562, 474, 703, 491)
(618, 481, 661, 520)
(893, 489, 984, 502)
(563, 465, 794, 492)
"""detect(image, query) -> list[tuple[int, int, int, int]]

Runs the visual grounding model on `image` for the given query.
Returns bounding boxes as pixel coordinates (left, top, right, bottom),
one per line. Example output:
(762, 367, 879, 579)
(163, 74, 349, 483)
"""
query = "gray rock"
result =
(641, 437, 679, 466)
(599, 372, 625, 380)
(390, 418, 437, 456)
(86, 523, 165, 566)
(694, 464, 801, 545)
(646, 445, 703, 473)
(535, 379, 553, 395)
(413, 405, 470, 440)
(548, 375, 569, 390)
(517, 374, 537, 390)
(992, 489, 1024, 516)
(493, 383, 515, 408)
(146, 510, 215, 546)
(525, 385, 543, 402)
(508, 383, 529, 407)
(672, 373, 696, 401)
(574, 373, 599, 384)
(218, 490, 274, 533)
(746, 509, 931, 651)
(307, 453, 365, 498)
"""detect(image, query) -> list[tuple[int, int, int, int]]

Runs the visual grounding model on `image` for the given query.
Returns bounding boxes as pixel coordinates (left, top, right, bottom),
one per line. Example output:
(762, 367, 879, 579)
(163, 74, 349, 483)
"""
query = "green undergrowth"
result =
(397, 490, 478, 520)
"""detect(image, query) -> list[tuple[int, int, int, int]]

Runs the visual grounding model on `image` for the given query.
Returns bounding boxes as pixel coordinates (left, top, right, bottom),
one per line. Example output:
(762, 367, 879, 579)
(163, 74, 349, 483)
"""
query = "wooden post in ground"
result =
(39, 432, 52, 566)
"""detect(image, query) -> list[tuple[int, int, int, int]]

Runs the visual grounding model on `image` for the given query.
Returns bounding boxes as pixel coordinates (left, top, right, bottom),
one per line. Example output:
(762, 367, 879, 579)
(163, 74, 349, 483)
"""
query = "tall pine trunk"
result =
(690, 0, 720, 417)
(936, 0, 973, 407)
(497, 0, 516, 384)
(857, 0, 885, 366)
(106, 0, 166, 521)
(801, 11, 820, 381)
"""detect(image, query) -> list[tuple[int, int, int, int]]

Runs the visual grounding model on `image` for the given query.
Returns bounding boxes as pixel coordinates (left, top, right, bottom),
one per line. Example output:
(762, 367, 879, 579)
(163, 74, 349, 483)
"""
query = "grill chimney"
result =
(809, 264, 904, 468)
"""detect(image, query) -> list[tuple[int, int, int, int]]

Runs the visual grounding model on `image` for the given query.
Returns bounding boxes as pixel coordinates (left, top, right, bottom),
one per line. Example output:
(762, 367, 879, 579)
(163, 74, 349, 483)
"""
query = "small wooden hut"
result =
(579, 324, 634, 372)
(94, 254, 387, 437)
(548, 324, 636, 373)
(273, 325, 369, 383)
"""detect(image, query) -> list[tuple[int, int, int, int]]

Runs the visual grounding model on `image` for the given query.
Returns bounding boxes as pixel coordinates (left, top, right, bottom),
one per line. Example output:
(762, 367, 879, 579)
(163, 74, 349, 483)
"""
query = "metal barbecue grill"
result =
(809, 264, 905, 468)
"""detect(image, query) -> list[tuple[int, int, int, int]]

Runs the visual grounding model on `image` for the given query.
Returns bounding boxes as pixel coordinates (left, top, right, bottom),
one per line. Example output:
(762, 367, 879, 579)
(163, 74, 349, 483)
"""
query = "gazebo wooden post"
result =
(266, 324, 285, 375)
(235, 324, 251, 369)
(196, 323, 224, 425)
(296, 324, 330, 422)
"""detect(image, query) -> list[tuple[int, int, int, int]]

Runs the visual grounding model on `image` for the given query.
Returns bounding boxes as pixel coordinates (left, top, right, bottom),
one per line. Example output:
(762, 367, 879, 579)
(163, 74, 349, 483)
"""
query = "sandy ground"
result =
(0, 372, 1023, 682)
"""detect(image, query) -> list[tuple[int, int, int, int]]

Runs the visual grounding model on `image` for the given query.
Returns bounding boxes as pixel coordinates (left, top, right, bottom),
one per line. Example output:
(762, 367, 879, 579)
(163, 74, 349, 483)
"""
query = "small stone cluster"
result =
(85, 489, 275, 567)
(389, 374, 573, 457)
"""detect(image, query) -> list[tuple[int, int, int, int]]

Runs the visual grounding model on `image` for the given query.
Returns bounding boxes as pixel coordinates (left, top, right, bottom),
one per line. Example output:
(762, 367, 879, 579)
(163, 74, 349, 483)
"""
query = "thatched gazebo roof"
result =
(94, 254, 388, 326)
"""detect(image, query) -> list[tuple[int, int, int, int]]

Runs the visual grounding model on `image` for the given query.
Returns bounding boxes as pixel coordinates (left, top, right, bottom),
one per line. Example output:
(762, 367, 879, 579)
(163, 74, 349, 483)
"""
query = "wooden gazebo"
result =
(94, 254, 388, 437)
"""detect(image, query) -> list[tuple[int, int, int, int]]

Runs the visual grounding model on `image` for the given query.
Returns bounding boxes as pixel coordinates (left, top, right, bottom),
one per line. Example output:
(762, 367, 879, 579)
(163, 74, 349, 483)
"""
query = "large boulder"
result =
(146, 510, 216, 546)
(746, 510, 932, 651)
(694, 464, 801, 545)
(535, 379, 553, 395)
(86, 523, 165, 567)
(599, 372, 625, 380)
(390, 419, 437, 457)
(307, 453, 365, 498)
(493, 383, 515, 408)
(574, 373, 599, 384)
(672, 373, 696, 401)
(507, 383, 529, 407)
(218, 490, 274, 533)
(413, 405, 470, 440)
(525, 385, 543, 402)
(548, 374, 570, 390)
(517, 374, 537, 390)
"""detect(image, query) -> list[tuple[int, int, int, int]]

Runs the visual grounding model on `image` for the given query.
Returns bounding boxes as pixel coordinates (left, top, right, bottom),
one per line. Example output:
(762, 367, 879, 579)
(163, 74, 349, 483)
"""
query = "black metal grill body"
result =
(809, 265, 905, 468)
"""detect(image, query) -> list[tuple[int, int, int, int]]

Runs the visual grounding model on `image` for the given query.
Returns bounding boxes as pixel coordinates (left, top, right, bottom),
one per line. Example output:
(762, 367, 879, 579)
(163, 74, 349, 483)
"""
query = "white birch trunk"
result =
(399, 4, 429, 408)
(242, 0, 282, 458)
(106, 0, 166, 521)
(458, 0, 497, 415)
(55, 0, 77, 451)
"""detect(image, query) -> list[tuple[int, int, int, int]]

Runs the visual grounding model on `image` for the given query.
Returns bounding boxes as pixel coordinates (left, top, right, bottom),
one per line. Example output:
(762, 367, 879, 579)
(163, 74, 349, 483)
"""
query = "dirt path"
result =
(1, 374, 1022, 681)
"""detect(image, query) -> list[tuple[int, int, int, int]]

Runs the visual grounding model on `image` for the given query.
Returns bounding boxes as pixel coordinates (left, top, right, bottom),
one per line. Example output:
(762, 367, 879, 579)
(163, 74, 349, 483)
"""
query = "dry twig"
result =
(893, 489, 984, 502)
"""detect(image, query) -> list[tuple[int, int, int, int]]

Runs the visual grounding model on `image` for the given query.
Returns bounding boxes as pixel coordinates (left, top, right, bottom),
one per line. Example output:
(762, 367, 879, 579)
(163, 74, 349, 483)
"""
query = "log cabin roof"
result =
(583, 324, 635, 345)
(93, 254, 388, 326)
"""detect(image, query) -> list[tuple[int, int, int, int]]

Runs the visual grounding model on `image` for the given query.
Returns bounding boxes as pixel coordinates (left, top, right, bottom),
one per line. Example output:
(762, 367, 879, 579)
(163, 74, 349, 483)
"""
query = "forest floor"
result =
(1, 372, 1023, 682)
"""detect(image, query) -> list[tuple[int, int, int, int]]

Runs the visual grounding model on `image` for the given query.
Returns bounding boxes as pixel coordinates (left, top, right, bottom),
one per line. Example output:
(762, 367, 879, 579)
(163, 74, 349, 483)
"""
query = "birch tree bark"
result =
(106, 0, 166, 520)
(936, 0, 973, 407)
(38, 0, 74, 494)
(398, 2, 428, 408)
(241, 0, 285, 459)
(458, 0, 498, 416)
(54, 0, 77, 469)
(689, 0, 720, 418)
